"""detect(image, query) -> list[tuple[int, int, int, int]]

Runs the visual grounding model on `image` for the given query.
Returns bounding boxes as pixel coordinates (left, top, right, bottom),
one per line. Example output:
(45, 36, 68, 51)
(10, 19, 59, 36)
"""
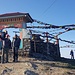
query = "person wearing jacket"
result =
(0, 33, 2, 50)
(2, 34, 11, 63)
(13, 34, 21, 62)
(70, 50, 74, 59)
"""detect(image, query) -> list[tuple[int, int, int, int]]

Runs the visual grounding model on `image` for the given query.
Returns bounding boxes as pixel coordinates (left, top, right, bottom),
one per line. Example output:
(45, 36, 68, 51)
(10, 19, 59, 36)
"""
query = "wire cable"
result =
(42, 0, 57, 16)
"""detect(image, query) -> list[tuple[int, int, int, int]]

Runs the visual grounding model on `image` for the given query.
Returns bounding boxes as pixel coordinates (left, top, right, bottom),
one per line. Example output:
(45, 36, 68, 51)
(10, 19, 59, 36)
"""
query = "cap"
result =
(3, 30, 7, 32)
(15, 34, 18, 37)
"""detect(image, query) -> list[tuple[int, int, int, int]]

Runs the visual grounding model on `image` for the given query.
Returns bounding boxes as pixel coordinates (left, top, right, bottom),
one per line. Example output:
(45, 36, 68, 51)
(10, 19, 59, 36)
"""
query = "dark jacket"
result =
(1, 32, 7, 40)
(4, 38, 11, 49)
(14, 37, 21, 48)
(70, 50, 74, 56)
(0, 40, 2, 49)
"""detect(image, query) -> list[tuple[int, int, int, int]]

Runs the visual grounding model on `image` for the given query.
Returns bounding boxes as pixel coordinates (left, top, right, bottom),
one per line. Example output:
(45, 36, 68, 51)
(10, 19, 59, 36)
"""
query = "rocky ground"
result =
(0, 53, 75, 75)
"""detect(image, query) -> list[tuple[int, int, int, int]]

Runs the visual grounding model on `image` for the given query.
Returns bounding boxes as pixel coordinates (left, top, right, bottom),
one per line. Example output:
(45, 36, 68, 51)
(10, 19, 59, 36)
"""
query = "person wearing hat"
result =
(2, 34, 11, 63)
(13, 34, 21, 62)
(1, 30, 8, 40)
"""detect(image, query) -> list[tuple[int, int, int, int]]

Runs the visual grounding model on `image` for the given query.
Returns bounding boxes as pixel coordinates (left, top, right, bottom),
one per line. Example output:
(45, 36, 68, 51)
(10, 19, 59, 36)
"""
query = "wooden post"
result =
(34, 40, 36, 53)
(55, 36, 60, 57)
(46, 32, 49, 54)
(46, 32, 49, 43)
(33, 35, 36, 53)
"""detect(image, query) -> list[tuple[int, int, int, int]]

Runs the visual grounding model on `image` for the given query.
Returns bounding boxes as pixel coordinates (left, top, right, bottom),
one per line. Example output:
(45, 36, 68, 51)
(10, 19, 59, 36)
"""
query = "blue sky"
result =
(0, 0, 75, 59)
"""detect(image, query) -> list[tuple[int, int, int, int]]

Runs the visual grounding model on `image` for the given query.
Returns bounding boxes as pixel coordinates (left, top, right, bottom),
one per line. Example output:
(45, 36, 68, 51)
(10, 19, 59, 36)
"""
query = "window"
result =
(15, 18, 16, 21)
(2, 19, 4, 22)
(0, 19, 1, 22)
(11, 19, 12, 21)
(7, 19, 8, 22)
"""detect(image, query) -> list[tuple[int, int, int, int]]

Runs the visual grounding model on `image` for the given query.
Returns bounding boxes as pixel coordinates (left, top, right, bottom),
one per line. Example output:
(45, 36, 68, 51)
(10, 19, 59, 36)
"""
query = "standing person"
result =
(0, 33, 2, 50)
(13, 34, 21, 62)
(1, 30, 8, 40)
(0, 38, 2, 50)
(70, 50, 74, 59)
(2, 34, 11, 63)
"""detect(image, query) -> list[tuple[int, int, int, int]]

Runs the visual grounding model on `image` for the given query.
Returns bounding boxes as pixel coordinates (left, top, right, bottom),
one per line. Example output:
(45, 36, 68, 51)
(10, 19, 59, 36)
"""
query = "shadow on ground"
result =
(0, 53, 75, 70)
(28, 53, 75, 69)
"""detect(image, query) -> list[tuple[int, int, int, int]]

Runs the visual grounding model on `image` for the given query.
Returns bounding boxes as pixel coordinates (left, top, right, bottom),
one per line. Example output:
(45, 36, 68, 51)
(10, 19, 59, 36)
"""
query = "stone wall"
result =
(30, 41, 60, 57)
(23, 38, 61, 58)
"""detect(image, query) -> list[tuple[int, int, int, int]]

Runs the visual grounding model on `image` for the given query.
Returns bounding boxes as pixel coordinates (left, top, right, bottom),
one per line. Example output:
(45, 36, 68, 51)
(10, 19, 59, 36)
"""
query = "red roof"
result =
(0, 12, 28, 17)
(0, 12, 33, 23)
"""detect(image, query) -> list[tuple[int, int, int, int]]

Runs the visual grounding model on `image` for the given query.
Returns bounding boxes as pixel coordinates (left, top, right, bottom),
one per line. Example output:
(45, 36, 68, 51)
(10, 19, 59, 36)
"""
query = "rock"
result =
(30, 62, 38, 70)
(65, 72, 75, 75)
(24, 70, 38, 75)
(1, 67, 12, 75)
(25, 62, 32, 67)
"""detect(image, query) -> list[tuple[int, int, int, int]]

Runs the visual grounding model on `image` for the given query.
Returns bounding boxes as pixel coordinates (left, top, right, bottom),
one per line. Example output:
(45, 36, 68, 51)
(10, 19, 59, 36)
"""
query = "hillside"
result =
(0, 53, 75, 75)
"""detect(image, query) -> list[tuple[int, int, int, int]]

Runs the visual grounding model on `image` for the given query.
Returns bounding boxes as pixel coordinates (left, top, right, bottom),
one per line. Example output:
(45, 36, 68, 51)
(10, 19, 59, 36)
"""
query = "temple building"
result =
(0, 12, 60, 58)
(0, 12, 33, 38)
